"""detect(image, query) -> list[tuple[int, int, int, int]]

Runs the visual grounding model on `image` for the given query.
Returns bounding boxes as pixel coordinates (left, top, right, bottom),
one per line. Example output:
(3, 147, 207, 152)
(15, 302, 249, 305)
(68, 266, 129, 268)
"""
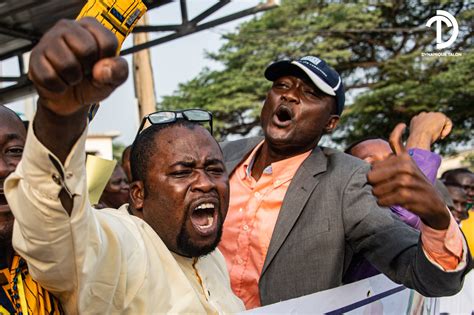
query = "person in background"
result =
(0, 106, 63, 314)
(442, 168, 474, 206)
(5, 18, 244, 313)
(96, 164, 130, 209)
(218, 55, 472, 309)
(444, 183, 469, 224)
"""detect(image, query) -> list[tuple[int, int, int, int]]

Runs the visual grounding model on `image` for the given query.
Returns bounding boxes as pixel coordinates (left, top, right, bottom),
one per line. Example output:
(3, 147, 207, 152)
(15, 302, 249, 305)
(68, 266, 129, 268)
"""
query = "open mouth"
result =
(190, 202, 218, 236)
(273, 105, 293, 127)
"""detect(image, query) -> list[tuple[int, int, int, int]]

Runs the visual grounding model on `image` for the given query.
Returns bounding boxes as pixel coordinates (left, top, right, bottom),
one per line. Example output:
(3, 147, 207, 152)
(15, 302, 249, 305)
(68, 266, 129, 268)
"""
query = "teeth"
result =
(195, 203, 215, 210)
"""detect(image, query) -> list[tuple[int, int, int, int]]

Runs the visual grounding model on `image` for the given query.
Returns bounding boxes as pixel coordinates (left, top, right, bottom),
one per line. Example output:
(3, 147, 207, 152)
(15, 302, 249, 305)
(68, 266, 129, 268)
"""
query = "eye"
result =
(170, 169, 193, 178)
(273, 81, 290, 89)
(206, 166, 224, 175)
(6, 146, 24, 157)
(304, 89, 320, 99)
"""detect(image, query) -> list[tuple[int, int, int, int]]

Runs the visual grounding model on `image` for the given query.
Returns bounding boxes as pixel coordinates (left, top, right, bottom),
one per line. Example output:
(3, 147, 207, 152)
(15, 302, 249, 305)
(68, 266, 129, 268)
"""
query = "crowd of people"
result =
(0, 18, 473, 314)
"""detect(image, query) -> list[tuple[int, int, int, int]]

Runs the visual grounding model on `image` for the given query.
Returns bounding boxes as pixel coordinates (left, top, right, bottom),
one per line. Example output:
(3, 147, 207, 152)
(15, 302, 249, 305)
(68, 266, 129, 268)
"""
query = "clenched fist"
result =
(29, 18, 129, 116)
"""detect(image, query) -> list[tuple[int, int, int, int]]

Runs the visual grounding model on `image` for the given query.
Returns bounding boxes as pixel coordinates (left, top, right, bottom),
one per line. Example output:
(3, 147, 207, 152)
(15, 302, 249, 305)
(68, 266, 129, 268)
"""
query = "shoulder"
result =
(319, 147, 370, 179)
(220, 136, 263, 162)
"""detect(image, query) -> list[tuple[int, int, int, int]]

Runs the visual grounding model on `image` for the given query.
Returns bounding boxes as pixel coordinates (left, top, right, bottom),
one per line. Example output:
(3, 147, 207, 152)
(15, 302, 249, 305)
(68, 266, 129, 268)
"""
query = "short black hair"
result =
(344, 136, 389, 154)
(441, 168, 473, 185)
(0, 106, 26, 131)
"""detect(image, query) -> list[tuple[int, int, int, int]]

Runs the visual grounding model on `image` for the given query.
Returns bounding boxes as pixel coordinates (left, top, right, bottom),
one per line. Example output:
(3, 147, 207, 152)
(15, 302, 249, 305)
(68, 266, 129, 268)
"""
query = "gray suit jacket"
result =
(221, 137, 472, 306)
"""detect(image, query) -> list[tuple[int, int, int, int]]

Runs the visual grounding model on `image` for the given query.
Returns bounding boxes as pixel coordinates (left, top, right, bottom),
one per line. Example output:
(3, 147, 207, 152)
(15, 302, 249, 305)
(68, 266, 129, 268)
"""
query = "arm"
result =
(4, 18, 129, 310)
(389, 112, 450, 229)
(343, 164, 471, 296)
(368, 122, 471, 271)
(29, 18, 128, 213)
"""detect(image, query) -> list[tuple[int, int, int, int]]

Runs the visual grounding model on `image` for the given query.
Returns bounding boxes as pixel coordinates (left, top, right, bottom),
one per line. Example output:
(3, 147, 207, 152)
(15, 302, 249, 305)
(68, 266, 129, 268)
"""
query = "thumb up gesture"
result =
(367, 123, 450, 230)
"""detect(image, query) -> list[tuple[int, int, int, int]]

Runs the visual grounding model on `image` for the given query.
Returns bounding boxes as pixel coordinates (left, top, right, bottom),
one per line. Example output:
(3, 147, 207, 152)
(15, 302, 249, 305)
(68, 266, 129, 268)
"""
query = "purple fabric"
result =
(343, 149, 441, 284)
(390, 148, 441, 230)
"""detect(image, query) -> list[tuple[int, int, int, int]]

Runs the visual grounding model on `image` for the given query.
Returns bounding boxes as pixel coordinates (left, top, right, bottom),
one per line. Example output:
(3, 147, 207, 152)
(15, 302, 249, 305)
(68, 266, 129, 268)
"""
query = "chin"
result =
(177, 223, 223, 257)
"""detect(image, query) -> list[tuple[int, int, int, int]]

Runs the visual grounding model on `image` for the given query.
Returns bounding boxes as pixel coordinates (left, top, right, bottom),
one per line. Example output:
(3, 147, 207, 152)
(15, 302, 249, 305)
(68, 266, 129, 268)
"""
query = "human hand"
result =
(406, 112, 452, 150)
(368, 123, 450, 230)
(28, 18, 129, 116)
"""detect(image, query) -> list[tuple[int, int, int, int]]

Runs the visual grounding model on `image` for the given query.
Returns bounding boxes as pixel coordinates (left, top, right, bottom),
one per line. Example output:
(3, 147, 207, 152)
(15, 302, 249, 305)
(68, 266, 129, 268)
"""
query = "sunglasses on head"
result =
(134, 109, 213, 141)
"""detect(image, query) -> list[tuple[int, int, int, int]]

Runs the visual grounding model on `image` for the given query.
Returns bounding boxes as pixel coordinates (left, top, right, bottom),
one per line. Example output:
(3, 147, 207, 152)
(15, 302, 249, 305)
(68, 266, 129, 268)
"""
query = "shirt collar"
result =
(241, 140, 312, 187)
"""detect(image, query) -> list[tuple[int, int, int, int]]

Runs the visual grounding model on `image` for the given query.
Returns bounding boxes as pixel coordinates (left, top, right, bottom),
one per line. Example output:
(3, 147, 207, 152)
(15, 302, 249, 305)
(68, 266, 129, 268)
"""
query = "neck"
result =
(251, 141, 316, 181)
(0, 243, 14, 268)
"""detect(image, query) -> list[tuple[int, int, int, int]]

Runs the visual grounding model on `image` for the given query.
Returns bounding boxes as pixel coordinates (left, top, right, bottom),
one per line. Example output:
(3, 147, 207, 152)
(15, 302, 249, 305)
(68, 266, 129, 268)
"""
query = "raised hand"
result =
(29, 18, 129, 164)
(368, 123, 450, 230)
(29, 18, 129, 116)
(406, 112, 452, 150)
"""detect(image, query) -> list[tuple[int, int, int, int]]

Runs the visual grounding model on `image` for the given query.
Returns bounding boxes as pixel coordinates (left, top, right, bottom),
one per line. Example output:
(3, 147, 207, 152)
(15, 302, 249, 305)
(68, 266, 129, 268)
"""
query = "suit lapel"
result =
(261, 147, 328, 277)
(223, 137, 262, 175)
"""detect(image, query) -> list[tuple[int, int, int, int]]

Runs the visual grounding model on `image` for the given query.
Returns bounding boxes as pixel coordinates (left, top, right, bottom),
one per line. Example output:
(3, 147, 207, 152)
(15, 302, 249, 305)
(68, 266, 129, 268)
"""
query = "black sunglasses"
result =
(135, 109, 213, 141)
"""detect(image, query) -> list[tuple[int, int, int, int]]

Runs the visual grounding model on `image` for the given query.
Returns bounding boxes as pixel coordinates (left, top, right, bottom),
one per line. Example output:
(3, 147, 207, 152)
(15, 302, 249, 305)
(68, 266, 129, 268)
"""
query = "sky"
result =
(2, 0, 263, 145)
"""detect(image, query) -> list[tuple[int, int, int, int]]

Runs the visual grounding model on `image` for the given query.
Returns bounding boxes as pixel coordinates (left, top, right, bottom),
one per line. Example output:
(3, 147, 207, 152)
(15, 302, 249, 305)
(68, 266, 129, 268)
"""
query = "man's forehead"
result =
(153, 125, 222, 160)
(457, 173, 474, 184)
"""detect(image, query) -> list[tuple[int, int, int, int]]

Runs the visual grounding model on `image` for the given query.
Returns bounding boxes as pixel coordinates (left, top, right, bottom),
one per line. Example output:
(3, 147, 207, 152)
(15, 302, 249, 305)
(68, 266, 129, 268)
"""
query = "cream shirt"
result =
(5, 126, 244, 314)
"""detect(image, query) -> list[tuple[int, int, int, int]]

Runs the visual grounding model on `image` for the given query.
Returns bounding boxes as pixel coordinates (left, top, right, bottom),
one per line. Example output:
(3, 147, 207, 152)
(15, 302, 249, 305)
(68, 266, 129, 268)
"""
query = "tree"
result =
(160, 0, 473, 151)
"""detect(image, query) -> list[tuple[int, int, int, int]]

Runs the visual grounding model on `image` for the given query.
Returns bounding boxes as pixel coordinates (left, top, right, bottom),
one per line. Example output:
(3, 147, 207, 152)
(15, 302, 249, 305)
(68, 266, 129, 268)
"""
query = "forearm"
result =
(34, 100, 88, 164)
(5, 124, 91, 294)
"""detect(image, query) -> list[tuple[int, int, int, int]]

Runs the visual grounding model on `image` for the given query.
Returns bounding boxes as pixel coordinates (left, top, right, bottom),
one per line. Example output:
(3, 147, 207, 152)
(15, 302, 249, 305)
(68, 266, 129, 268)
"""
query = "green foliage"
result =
(464, 152, 474, 170)
(112, 142, 126, 162)
(160, 0, 473, 150)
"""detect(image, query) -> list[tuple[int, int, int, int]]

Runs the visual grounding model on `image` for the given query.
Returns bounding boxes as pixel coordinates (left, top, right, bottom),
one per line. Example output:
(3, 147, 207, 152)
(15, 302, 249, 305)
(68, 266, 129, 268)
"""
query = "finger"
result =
(29, 52, 68, 94)
(78, 17, 118, 58)
(44, 37, 83, 86)
(92, 57, 129, 87)
(389, 123, 407, 156)
(440, 117, 452, 139)
(62, 22, 100, 77)
(367, 154, 413, 185)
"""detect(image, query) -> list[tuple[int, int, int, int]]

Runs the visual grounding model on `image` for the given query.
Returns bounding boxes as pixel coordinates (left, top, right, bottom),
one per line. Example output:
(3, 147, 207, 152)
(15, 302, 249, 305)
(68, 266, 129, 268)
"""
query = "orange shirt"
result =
(219, 141, 464, 310)
(219, 141, 311, 309)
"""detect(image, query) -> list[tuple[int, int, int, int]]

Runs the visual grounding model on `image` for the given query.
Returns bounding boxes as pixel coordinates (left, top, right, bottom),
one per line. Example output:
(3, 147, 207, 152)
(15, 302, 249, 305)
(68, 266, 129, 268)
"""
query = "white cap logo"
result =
(301, 56, 321, 65)
(426, 10, 459, 50)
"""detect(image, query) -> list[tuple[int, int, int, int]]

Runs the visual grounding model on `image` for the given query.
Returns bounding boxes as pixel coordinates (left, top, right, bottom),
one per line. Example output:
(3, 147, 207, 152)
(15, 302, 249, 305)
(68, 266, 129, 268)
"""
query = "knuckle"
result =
(55, 19, 74, 30)
(78, 44, 98, 60)
(397, 188, 410, 200)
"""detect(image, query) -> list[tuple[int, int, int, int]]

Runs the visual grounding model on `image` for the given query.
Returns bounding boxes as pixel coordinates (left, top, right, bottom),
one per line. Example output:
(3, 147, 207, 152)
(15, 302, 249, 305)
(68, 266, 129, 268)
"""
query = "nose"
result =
(192, 170, 216, 193)
(280, 86, 300, 104)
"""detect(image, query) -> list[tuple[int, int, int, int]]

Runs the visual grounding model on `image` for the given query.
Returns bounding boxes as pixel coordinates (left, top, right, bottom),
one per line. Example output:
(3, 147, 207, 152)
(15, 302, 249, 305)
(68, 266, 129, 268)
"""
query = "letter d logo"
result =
(426, 10, 459, 50)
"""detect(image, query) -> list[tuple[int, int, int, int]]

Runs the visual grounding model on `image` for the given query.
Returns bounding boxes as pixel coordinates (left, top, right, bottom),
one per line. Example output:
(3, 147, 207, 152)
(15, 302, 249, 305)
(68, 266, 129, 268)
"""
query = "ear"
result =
(324, 115, 340, 134)
(129, 181, 145, 218)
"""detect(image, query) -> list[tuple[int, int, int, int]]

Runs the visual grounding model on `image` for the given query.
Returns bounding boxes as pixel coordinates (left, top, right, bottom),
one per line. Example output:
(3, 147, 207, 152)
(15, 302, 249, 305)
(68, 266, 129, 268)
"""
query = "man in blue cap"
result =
(218, 56, 472, 309)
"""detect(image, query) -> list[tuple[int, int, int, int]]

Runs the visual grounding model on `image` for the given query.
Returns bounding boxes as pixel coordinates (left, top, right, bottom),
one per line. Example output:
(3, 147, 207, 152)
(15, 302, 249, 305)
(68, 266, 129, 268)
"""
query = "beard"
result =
(176, 210, 223, 257)
(0, 219, 14, 249)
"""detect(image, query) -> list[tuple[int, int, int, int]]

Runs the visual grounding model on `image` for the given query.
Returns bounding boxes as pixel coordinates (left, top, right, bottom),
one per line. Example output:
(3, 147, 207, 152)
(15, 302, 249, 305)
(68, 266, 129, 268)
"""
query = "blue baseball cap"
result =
(264, 56, 345, 115)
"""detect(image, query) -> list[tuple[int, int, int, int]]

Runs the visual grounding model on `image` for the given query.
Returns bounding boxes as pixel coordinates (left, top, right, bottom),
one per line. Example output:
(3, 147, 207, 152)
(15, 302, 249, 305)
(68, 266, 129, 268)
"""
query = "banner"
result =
(241, 274, 439, 314)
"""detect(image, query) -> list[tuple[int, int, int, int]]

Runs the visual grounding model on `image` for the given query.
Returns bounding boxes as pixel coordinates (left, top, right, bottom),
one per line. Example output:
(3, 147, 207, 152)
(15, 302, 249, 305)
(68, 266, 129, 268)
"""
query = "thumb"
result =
(92, 57, 129, 87)
(389, 123, 407, 156)
(440, 117, 453, 140)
